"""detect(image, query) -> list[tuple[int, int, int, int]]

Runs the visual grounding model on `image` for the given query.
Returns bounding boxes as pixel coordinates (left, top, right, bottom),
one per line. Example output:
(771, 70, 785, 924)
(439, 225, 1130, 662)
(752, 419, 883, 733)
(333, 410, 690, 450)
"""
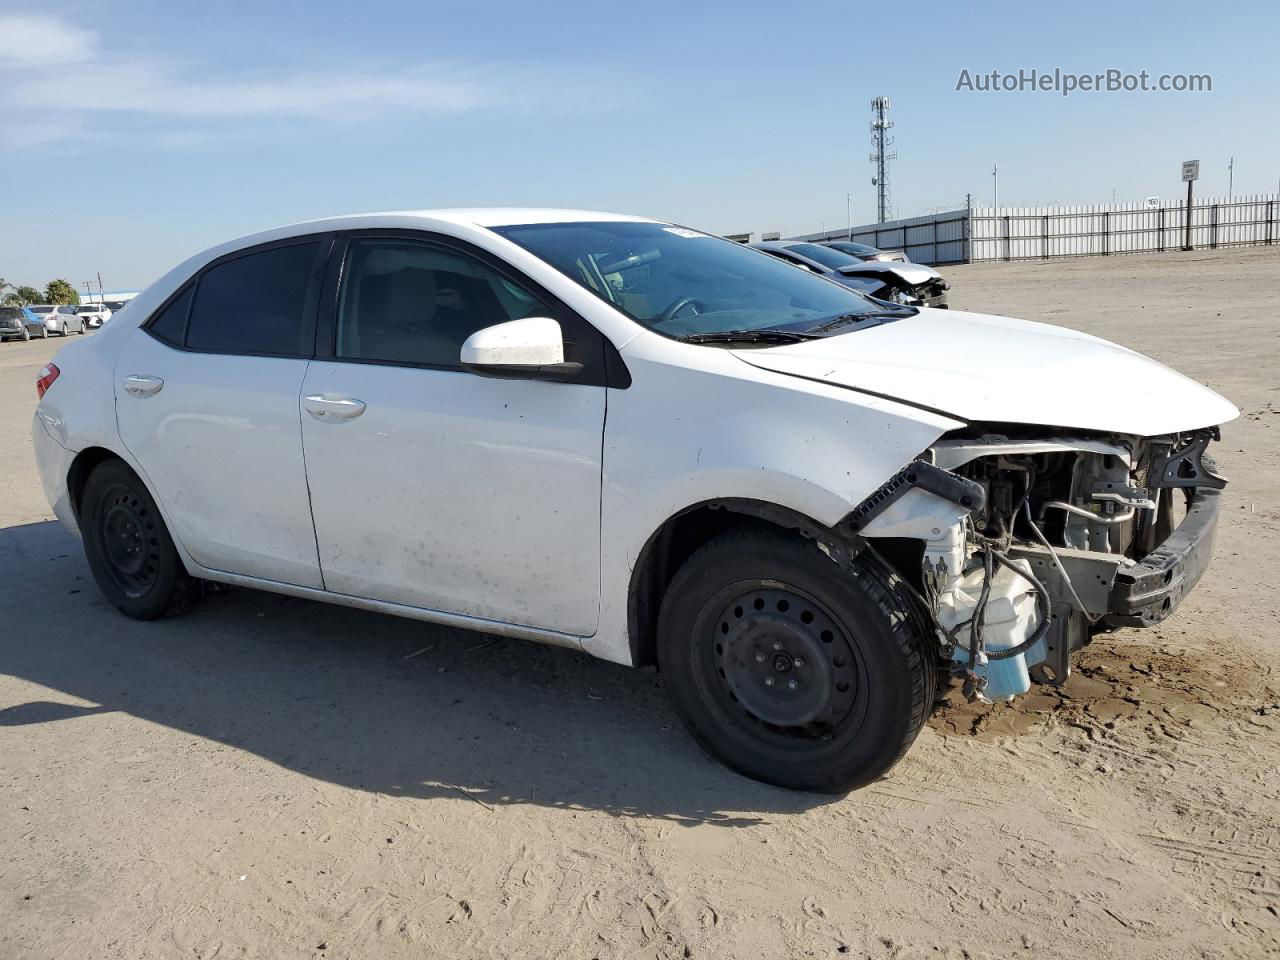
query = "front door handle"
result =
(303, 394, 367, 420)
(122, 375, 164, 397)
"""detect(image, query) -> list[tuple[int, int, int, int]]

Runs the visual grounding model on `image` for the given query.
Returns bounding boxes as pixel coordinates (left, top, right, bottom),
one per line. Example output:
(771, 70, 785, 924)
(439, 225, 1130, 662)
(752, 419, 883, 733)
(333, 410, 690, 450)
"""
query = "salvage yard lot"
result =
(2, 246, 1278, 959)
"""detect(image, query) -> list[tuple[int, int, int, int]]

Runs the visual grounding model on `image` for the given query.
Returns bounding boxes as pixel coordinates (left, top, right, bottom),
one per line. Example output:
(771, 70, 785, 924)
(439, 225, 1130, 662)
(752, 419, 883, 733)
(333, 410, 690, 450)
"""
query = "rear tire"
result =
(657, 528, 936, 793)
(80, 460, 199, 620)
(60, 324, 68, 337)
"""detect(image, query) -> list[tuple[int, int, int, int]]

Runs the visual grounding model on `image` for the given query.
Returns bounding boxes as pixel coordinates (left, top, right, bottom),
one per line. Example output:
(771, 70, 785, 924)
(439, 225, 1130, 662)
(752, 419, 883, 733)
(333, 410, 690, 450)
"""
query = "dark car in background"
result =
(0, 306, 49, 341)
(751, 241, 950, 308)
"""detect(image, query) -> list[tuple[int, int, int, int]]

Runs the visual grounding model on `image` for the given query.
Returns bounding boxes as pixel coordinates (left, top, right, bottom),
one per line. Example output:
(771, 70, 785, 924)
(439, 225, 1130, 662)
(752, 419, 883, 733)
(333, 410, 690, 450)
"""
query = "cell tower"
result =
(869, 96, 896, 223)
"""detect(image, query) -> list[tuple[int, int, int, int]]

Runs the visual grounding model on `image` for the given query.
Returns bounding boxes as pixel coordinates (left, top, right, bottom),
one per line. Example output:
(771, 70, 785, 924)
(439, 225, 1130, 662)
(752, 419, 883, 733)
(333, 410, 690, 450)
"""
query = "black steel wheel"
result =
(658, 527, 936, 793)
(80, 459, 199, 619)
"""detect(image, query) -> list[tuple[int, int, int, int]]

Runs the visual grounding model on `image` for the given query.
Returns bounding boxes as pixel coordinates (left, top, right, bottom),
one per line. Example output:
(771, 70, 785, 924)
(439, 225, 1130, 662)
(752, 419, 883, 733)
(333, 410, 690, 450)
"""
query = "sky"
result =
(1, 0, 1278, 290)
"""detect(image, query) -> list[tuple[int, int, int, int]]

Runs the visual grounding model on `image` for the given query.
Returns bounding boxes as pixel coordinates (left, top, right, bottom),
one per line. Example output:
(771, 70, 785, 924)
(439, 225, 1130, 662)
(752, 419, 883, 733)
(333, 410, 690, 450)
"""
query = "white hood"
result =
(733, 308, 1238, 437)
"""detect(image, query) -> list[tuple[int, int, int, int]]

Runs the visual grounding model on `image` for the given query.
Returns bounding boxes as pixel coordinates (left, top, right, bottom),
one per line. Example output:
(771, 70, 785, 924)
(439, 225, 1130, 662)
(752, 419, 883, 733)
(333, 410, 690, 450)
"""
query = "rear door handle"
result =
(303, 394, 367, 420)
(123, 375, 164, 397)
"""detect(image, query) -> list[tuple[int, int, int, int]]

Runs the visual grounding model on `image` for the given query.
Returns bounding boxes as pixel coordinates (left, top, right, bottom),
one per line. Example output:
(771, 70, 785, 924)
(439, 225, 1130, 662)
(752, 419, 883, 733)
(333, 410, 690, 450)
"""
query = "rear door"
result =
(298, 231, 608, 634)
(114, 236, 332, 587)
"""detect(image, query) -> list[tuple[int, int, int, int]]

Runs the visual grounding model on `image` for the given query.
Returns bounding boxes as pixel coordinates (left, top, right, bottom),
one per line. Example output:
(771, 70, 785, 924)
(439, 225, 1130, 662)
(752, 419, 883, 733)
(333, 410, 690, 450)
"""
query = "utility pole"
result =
(869, 97, 895, 224)
(992, 164, 998, 210)
(846, 192, 852, 240)
(83, 282, 93, 304)
(97, 272, 105, 304)
(1228, 156, 1234, 198)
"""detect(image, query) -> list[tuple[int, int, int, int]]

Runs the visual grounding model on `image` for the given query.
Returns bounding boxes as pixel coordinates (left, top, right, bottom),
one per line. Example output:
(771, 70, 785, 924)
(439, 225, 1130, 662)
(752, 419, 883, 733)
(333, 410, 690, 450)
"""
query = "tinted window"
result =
(187, 242, 319, 355)
(31, 306, 54, 314)
(781, 243, 861, 270)
(336, 239, 548, 367)
(0, 308, 20, 319)
(146, 285, 193, 347)
(829, 241, 880, 256)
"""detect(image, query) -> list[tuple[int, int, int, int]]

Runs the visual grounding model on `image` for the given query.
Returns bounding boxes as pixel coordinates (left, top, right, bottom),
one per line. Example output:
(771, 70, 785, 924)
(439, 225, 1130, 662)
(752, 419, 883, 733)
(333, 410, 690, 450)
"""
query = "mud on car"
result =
(32, 209, 1237, 792)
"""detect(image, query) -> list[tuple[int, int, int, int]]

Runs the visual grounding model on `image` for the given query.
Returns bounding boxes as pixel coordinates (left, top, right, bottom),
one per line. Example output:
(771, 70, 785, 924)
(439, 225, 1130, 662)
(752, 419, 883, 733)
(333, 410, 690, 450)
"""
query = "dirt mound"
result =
(930, 629, 1279, 742)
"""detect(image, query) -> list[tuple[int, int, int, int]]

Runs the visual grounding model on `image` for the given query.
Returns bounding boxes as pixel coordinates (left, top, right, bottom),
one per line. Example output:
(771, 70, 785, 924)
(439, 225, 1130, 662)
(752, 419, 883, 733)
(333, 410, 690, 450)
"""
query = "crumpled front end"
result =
(843, 427, 1227, 702)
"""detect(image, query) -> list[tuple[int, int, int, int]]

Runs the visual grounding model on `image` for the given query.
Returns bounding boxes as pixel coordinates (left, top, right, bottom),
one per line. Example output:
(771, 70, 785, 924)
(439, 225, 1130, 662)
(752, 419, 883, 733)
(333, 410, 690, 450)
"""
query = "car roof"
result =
(286, 207, 655, 232)
(194, 208, 662, 269)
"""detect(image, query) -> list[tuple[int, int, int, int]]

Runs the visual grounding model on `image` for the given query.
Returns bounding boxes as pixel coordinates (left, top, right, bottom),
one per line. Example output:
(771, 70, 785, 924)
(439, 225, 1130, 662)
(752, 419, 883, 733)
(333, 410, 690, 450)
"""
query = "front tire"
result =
(80, 460, 199, 620)
(60, 324, 68, 337)
(40, 326, 48, 339)
(20, 327, 30, 341)
(657, 528, 936, 793)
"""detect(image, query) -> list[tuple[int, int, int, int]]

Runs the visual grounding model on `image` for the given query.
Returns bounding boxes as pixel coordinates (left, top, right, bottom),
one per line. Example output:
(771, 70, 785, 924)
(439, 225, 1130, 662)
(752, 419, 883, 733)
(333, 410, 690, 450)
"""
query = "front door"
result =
(299, 235, 606, 635)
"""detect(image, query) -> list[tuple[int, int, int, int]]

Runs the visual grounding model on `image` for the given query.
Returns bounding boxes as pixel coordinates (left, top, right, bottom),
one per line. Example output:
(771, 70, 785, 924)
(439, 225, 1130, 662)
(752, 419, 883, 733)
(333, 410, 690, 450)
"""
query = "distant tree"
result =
(43, 278, 79, 305)
(14, 285, 40, 305)
(1, 293, 18, 307)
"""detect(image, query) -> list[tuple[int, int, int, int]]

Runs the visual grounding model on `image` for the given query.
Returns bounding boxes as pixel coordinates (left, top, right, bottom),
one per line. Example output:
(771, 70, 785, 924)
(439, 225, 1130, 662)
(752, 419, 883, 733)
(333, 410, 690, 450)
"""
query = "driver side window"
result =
(336, 239, 549, 368)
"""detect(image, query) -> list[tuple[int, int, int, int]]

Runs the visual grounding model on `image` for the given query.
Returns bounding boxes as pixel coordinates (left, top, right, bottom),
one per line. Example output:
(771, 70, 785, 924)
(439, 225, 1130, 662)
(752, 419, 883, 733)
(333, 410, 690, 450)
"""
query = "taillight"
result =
(36, 362, 60, 399)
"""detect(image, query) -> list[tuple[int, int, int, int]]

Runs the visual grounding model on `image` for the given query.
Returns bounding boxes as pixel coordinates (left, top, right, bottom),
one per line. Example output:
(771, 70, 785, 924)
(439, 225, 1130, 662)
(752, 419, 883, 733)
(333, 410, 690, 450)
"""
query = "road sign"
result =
(1181, 160, 1200, 182)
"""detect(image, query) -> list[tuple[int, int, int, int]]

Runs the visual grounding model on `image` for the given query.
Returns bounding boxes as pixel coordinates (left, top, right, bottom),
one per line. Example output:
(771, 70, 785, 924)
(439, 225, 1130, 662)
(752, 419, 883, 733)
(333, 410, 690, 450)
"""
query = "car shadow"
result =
(0, 520, 832, 826)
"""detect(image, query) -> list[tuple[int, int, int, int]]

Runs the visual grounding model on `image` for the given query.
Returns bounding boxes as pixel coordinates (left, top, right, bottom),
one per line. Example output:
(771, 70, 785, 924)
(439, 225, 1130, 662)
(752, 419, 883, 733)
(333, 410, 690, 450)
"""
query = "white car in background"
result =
(28, 304, 87, 336)
(31, 208, 1237, 792)
(76, 304, 112, 328)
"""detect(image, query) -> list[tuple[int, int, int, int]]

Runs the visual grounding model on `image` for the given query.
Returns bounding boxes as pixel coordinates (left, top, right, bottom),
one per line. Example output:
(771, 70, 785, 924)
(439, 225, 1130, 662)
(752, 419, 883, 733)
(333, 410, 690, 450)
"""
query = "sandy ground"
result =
(2, 246, 1278, 960)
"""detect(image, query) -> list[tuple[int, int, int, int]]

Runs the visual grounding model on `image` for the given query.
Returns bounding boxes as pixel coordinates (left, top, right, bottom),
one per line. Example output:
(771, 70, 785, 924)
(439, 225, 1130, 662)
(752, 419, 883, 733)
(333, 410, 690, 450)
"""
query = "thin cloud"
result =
(0, 13, 578, 145)
(0, 13, 96, 64)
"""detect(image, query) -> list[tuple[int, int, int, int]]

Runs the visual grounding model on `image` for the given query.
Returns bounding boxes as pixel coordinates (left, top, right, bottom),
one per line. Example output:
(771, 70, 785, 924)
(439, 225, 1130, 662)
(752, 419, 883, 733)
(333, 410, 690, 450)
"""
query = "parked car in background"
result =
(752, 241, 950, 308)
(0, 305, 48, 341)
(76, 304, 112, 328)
(33, 208, 1236, 793)
(821, 240, 909, 263)
(28, 304, 87, 336)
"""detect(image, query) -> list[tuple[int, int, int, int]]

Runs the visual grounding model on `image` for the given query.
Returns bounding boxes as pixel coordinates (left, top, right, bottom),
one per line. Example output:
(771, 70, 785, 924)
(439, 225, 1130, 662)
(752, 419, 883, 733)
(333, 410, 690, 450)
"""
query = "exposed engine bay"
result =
(846, 428, 1227, 702)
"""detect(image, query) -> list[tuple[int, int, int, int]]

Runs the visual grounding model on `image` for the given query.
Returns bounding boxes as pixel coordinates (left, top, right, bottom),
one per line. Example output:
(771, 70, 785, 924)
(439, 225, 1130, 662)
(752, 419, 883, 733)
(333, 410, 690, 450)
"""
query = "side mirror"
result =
(460, 317, 583, 380)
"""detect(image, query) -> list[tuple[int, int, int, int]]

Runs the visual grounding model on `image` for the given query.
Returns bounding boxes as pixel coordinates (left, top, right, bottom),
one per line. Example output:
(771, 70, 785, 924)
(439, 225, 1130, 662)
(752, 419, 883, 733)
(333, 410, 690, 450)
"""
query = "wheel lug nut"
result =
(772, 642, 783, 651)
(764, 677, 775, 687)
(755, 652, 765, 663)
(788, 680, 798, 690)
(793, 658, 805, 667)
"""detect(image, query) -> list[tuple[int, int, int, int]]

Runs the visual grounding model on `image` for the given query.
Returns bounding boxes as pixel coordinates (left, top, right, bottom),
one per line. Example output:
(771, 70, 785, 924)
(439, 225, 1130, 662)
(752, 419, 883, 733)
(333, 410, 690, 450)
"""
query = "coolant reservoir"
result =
(939, 559, 1045, 701)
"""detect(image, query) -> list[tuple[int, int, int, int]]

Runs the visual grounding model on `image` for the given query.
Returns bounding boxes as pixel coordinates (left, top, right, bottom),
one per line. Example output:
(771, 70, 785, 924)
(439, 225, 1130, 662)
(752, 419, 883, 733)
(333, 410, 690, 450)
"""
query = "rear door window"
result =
(186, 241, 322, 356)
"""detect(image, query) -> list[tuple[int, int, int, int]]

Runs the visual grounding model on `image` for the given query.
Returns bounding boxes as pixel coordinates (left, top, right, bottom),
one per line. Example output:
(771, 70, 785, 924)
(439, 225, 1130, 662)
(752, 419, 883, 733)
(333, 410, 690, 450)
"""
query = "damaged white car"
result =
(32, 209, 1237, 793)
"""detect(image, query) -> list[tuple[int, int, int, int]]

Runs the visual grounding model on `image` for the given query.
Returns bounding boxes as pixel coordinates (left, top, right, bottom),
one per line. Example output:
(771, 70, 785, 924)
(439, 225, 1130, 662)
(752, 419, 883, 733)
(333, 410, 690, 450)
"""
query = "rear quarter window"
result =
(145, 285, 194, 347)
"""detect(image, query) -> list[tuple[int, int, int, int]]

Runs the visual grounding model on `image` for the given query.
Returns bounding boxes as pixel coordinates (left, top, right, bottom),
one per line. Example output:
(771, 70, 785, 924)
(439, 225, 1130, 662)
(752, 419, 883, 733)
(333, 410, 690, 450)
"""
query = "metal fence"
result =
(791, 194, 1280, 266)
(971, 196, 1279, 261)
(793, 210, 971, 265)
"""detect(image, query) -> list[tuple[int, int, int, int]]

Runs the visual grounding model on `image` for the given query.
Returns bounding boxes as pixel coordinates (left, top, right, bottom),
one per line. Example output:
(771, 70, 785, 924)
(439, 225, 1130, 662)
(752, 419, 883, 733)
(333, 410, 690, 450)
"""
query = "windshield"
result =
(828, 241, 880, 256)
(780, 243, 864, 270)
(492, 221, 895, 338)
(76, 306, 98, 313)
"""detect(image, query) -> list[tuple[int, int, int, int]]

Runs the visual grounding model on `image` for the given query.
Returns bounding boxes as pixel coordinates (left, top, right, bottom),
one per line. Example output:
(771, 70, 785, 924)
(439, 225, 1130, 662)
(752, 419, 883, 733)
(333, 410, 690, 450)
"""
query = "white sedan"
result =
(31, 208, 1237, 792)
